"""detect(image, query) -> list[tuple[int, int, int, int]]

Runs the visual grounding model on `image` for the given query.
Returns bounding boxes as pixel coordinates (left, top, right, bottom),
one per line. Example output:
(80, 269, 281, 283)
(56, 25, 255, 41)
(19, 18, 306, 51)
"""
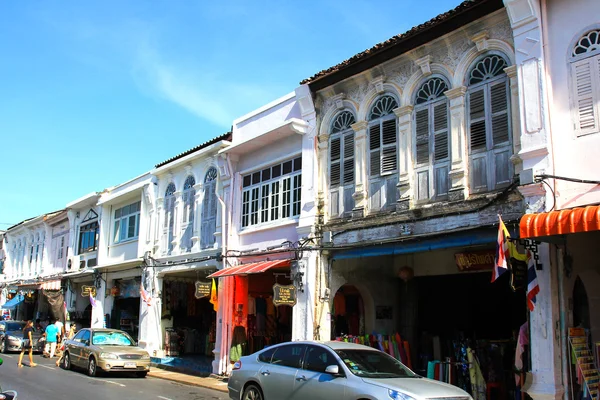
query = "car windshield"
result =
(335, 349, 418, 379)
(92, 331, 135, 346)
(6, 322, 24, 331)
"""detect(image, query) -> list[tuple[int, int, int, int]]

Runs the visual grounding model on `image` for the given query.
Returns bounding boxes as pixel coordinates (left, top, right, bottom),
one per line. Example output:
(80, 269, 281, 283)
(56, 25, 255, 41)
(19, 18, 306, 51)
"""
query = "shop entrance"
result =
(110, 278, 141, 337)
(413, 271, 526, 399)
(332, 285, 365, 338)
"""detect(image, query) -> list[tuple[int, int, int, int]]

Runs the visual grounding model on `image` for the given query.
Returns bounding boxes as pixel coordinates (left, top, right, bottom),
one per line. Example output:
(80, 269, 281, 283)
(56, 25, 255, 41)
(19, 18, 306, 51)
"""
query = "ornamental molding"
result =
(471, 30, 490, 52)
(350, 121, 368, 132)
(331, 93, 346, 111)
(371, 75, 386, 94)
(393, 105, 414, 118)
(444, 86, 467, 99)
(415, 55, 432, 76)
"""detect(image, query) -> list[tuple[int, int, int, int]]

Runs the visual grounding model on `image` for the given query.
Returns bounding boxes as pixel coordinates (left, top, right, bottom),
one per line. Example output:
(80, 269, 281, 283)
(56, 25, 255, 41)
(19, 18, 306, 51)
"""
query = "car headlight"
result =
(388, 390, 416, 400)
(100, 353, 119, 360)
(141, 353, 150, 360)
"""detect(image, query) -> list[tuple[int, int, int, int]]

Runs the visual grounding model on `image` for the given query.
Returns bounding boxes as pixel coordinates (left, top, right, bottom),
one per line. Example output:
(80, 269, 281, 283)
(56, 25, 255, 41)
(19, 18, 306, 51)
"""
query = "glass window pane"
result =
(120, 218, 127, 241)
(283, 161, 292, 174)
(114, 220, 120, 242)
(262, 168, 271, 181)
(272, 165, 281, 178)
(243, 175, 252, 187)
(252, 172, 261, 185)
(293, 157, 302, 171)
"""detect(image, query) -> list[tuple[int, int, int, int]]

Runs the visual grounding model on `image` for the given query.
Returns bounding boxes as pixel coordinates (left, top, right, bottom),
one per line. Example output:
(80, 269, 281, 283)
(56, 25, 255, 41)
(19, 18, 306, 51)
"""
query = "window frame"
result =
(240, 156, 302, 230)
(78, 221, 99, 254)
(201, 168, 219, 249)
(181, 175, 196, 252)
(270, 343, 307, 369)
(329, 111, 356, 218)
(163, 183, 176, 254)
(302, 344, 341, 374)
(466, 54, 512, 194)
(113, 201, 141, 244)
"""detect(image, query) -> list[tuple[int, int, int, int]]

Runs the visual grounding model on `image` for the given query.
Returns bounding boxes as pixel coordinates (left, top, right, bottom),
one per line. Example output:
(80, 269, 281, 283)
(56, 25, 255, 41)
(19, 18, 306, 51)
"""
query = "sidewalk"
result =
(148, 367, 229, 393)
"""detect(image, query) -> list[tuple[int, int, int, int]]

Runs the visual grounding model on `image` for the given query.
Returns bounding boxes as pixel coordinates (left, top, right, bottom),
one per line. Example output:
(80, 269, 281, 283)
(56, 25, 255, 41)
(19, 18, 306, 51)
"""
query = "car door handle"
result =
(261, 370, 270, 376)
(296, 375, 307, 381)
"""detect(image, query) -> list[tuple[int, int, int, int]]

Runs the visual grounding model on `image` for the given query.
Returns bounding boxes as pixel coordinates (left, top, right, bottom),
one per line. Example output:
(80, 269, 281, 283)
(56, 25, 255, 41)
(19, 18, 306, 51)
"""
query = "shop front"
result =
(63, 271, 96, 329)
(209, 258, 297, 366)
(325, 228, 532, 400)
(108, 277, 141, 337)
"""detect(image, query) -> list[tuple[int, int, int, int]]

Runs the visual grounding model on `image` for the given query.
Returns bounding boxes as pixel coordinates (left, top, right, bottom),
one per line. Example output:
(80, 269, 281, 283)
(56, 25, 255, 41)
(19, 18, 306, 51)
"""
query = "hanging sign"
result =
(81, 285, 97, 297)
(454, 250, 495, 271)
(272, 284, 297, 307)
(194, 281, 211, 299)
(509, 257, 527, 291)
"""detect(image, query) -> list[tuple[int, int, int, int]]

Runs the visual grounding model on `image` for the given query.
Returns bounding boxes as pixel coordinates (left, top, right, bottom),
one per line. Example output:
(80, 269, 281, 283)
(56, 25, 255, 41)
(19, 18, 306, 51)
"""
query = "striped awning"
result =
(520, 205, 600, 239)
(41, 280, 62, 291)
(207, 259, 291, 278)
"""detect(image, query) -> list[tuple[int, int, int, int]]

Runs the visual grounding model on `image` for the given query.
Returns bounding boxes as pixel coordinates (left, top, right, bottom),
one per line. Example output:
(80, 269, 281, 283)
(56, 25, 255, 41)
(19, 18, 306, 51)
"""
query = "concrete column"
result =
(350, 121, 368, 217)
(191, 183, 204, 251)
(171, 191, 183, 254)
(445, 86, 468, 201)
(154, 198, 164, 255)
(394, 105, 414, 211)
(317, 135, 329, 219)
(505, 65, 523, 174)
(315, 252, 333, 342)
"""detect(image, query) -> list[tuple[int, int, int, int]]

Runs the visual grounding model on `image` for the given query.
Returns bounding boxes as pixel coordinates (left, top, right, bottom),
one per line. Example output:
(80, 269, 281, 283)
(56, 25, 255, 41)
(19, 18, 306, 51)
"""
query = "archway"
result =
(573, 276, 590, 330)
(331, 284, 365, 339)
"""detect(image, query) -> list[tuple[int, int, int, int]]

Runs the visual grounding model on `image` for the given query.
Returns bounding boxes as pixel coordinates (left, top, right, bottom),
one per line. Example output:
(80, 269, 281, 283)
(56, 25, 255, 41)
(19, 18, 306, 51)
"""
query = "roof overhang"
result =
(519, 205, 600, 240)
(220, 118, 308, 156)
(208, 259, 291, 278)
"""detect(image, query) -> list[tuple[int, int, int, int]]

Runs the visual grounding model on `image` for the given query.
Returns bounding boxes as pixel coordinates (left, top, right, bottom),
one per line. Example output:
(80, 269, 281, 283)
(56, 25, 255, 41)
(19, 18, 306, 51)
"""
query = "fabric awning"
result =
(41, 280, 62, 290)
(1, 294, 24, 310)
(207, 259, 291, 278)
(520, 205, 600, 239)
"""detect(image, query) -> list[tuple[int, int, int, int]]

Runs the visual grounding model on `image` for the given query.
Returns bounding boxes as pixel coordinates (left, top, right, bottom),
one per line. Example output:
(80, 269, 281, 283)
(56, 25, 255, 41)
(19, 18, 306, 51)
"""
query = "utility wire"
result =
(537, 174, 600, 185)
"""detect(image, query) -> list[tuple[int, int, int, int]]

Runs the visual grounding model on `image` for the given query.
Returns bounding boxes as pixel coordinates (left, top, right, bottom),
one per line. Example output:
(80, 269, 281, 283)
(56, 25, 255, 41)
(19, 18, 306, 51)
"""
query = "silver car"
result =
(0, 321, 44, 353)
(228, 341, 472, 400)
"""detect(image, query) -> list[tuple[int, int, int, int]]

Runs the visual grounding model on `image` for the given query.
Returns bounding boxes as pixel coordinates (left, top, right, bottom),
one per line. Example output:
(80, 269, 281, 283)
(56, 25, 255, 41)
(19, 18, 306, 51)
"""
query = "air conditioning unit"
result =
(67, 255, 82, 271)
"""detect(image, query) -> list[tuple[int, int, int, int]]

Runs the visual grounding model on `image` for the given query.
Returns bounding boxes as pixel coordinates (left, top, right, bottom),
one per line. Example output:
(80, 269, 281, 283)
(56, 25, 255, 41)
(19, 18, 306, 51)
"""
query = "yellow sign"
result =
(81, 285, 96, 297)
(272, 284, 297, 307)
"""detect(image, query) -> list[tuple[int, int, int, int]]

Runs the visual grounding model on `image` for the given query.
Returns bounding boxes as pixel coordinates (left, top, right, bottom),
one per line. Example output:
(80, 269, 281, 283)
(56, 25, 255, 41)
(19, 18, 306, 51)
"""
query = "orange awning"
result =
(207, 259, 291, 278)
(520, 205, 600, 238)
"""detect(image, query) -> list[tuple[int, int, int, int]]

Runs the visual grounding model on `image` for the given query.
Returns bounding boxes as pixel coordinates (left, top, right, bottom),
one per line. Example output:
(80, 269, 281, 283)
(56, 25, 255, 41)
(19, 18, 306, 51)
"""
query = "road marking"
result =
(40, 365, 55, 370)
(105, 380, 126, 387)
(158, 396, 173, 400)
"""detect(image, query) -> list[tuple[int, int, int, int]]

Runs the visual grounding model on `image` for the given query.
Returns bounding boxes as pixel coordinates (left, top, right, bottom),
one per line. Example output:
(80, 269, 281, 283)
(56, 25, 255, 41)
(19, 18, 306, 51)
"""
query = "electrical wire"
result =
(539, 179, 556, 212)
(536, 174, 600, 185)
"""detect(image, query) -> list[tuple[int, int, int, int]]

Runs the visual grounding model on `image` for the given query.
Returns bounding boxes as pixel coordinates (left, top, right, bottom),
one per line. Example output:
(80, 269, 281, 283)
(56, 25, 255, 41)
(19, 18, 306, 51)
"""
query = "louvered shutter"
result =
(490, 81, 509, 145)
(369, 124, 381, 177)
(415, 108, 429, 165)
(381, 119, 397, 174)
(201, 182, 217, 249)
(571, 56, 600, 135)
(433, 102, 449, 161)
(330, 137, 341, 187)
(343, 132, 355, 185)
(469, 89, 487, 151)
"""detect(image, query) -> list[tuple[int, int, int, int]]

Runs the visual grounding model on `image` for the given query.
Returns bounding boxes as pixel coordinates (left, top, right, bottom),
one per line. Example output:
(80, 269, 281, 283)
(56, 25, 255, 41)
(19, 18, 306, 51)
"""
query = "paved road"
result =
(0, 352, 229, 400)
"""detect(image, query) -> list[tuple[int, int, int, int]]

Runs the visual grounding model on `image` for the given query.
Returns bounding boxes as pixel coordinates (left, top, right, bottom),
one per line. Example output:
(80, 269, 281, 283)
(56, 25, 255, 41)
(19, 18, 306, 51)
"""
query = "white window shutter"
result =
(433, 102, 449, 161)
(381, 119, 398, 174)
(415, 108, 429, 165)
(369, 124, 381, 177)
(571, 56, 600, 136)
(343, 132, 355, 185)
(330, 137, 341, 187)
(469, 88, 487, 151)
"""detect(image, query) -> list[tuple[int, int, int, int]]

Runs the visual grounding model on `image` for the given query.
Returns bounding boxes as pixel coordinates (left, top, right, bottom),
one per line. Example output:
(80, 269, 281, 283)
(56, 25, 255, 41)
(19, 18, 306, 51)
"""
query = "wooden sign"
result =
(455, 250, 495, 271)
(272, 284, 297, 307)
(81, 285, 96, 297)
(194, 281, 211, 299)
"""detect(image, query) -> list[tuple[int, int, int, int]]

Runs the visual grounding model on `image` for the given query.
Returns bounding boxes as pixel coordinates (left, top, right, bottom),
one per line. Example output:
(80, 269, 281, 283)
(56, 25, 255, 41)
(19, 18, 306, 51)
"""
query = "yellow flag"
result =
(209, 278, 218, 311)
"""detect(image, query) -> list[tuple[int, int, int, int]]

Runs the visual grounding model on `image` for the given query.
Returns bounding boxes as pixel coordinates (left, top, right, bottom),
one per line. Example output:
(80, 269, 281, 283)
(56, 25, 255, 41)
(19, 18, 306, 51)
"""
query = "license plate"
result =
(124, 362, 136, 369)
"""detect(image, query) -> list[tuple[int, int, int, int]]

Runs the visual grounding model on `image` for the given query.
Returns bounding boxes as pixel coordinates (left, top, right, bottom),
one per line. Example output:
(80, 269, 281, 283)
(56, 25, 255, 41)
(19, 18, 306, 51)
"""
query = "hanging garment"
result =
(248, 296, 256, 315)
(333, 292, 346, 316)
(403, 341, 413, 369)
(467, 347, 487, 400)
(266, 296, 275, 316)
(515, 321, 529, 385)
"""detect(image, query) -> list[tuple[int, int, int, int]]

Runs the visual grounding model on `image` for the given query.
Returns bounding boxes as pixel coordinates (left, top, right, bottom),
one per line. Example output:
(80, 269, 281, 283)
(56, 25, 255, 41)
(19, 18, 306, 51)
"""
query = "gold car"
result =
(62, 328, 151, 377)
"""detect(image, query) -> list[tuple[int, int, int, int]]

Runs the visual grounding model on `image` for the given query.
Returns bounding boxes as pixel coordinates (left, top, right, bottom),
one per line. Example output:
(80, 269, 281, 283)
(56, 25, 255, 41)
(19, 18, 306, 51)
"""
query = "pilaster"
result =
(191, 183, 204, 251)
(350, 120, 369, 217)
(394, 105, 414, 210)
(171, 191, 183, 254)
(317, 135, 329, 220)
(445, 86, 468, 201)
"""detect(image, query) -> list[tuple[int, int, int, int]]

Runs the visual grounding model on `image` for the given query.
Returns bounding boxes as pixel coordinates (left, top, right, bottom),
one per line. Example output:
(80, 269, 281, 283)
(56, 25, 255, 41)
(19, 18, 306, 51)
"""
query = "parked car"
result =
(0, 321, 44, 353)
(62, 328, 150, 377)
(228, 341, 472, 400)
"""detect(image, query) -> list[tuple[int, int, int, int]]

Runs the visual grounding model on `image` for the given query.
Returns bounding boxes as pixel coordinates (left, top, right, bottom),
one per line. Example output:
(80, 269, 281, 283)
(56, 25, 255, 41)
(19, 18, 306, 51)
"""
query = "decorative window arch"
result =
(329, 111, 356, 217)
(414, 77, 450, 201)
(164, 182, 176, 254)
(467, 53, 512, 193)
(201, 168, 218, 249)
(180, 175, 196, 252)
(367, 94, 399, 211)
(570, 28, 600, 136)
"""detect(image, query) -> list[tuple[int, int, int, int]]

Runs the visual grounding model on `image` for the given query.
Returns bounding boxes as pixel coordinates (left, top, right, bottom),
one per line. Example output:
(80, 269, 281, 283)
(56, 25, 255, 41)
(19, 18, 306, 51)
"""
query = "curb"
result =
(148, 369, 229, 393)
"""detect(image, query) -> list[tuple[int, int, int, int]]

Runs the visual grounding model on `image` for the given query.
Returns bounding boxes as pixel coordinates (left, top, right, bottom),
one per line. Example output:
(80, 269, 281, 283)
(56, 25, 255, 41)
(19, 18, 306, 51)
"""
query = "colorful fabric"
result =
(492, 215, 510, 282)
(210, 278, 219, 312)
(467, 348, 486, 400)
(526, 252, 540, 311)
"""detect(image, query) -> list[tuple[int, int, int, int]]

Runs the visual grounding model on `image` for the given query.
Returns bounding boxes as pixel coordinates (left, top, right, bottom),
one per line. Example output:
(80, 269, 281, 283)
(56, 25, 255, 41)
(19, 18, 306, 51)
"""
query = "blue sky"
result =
(0, 0, 461, 226)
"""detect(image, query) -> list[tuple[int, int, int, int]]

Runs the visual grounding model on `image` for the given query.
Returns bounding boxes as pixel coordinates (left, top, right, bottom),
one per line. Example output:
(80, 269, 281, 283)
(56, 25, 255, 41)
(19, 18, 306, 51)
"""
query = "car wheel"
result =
(88, 357, 98, 377)
(136, 371, 148, 378)
(63, 352, 71, 370)
(0, 339, 6, 353)
(242, 384, 264, 400)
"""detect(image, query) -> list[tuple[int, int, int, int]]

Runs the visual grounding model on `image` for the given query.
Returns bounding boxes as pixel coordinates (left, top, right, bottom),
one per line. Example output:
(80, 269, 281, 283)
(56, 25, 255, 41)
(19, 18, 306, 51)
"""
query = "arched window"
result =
(329, 111, 356, 217)
(467, 54, 512, 193)
(368, 94, 399, 211)
(180, 175, 196, 252)
(164, 183, 176, 254)
(414, 77, 450, 201)
(570, 29, 600, 136)
(201, 168, 218, 249)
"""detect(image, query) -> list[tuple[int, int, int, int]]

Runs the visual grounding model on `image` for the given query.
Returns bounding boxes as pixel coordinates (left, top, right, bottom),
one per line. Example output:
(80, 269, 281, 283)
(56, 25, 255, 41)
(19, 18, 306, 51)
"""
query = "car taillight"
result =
(233, 361, 242, 370)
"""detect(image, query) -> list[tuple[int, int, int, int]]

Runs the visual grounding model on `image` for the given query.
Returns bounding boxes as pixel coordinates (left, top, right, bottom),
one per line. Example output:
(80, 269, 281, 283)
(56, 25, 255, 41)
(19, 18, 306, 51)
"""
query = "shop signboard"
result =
(454, 250, 495, 271)
(81, 285, 96, 297)
(509, 257, 527, 291)
(194, 281, 211, 299)
(272, 284, 297, 307)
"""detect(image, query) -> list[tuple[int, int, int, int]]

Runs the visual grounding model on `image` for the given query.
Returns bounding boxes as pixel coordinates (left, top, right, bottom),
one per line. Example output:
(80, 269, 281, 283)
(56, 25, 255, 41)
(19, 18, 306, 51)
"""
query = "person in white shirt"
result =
(54, 319, 64, 343)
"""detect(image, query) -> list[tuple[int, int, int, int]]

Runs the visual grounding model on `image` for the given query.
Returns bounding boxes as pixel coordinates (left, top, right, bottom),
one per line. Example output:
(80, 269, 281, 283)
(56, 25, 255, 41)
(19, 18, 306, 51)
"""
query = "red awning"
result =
(520, 205, 600, 238)
(207, 259, 291, 278)
(41, 280, 62, 291)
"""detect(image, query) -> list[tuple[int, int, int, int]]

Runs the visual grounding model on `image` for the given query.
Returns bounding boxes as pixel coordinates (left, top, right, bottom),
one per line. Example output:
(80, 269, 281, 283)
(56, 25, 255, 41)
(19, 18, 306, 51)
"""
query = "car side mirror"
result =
(325, 365, 341, 376)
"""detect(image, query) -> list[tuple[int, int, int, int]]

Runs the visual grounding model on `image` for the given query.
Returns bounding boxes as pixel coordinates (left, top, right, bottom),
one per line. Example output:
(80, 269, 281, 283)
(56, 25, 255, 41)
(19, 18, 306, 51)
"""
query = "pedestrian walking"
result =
(56, 322, 77, 367)
(54, 318, 64, 343)
(44, 321, 59, 358)
(17, 320, 37, 368)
